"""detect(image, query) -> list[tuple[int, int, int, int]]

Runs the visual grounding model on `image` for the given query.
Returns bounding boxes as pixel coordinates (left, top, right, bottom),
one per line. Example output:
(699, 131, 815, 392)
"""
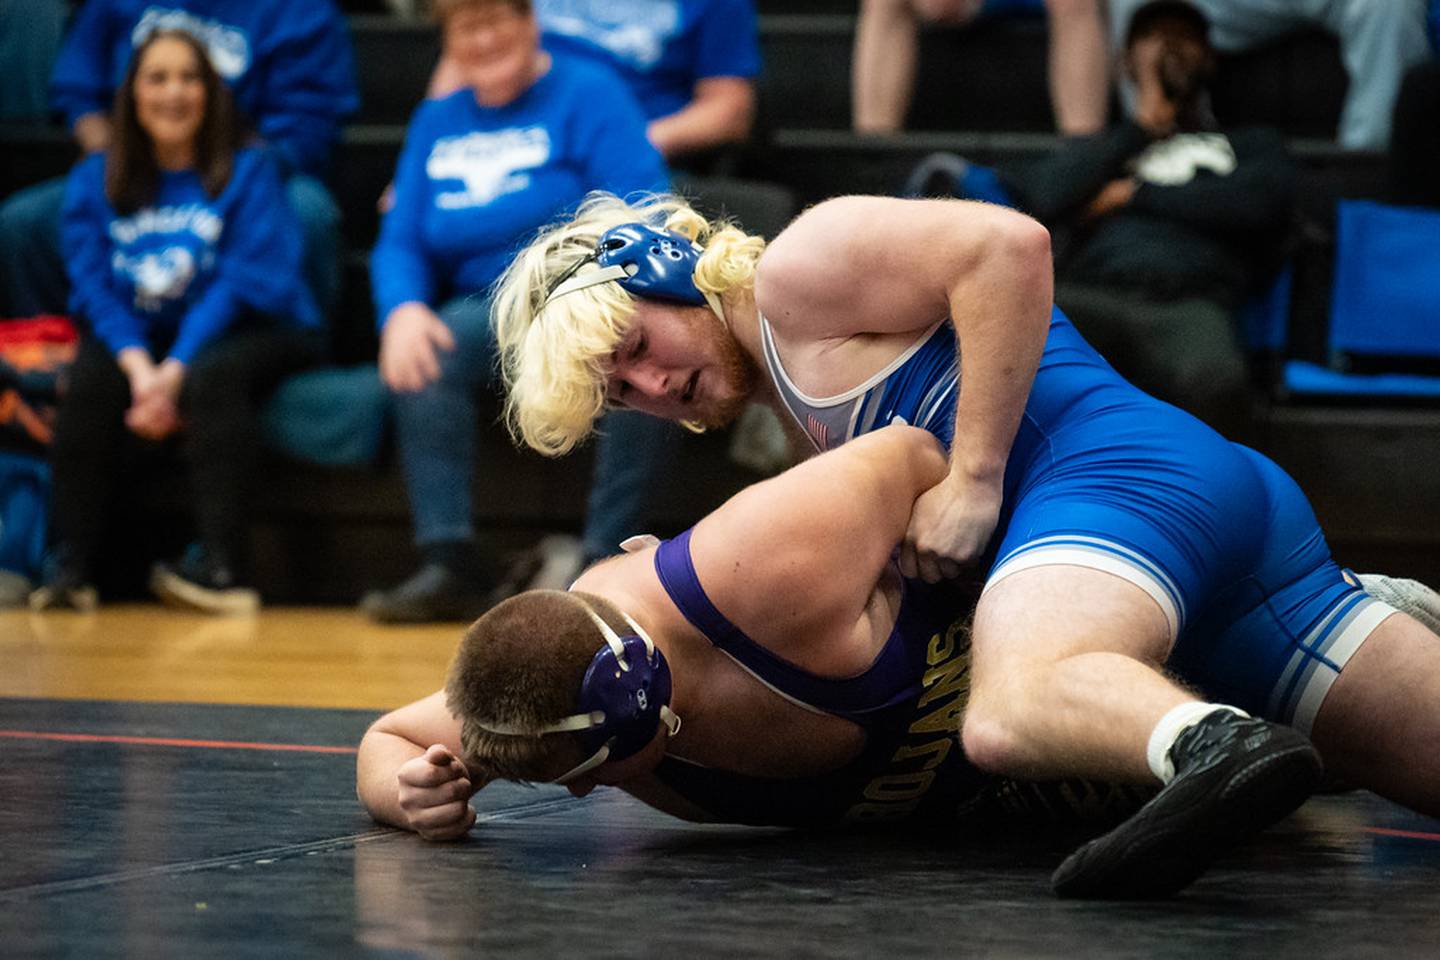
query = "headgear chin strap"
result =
(544, 223, 726, 324)
(475, 599, 680, 785)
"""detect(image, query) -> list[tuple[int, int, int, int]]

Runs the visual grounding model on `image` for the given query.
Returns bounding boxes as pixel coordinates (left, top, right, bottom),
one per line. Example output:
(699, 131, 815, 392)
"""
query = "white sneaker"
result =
(526, 535, 589, 592)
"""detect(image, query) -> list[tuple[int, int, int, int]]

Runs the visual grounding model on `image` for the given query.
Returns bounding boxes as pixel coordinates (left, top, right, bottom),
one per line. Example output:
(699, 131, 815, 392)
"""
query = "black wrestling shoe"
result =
(1050, 710, 1323, 899)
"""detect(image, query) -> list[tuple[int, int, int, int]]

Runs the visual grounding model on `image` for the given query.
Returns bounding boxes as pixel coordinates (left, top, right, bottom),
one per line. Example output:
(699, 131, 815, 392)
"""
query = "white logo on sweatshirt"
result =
(114, 246, 197, 311)
(538, 0, 680, 70)
(427, 127, 552, 209)
(1133, 133, 1237, 186)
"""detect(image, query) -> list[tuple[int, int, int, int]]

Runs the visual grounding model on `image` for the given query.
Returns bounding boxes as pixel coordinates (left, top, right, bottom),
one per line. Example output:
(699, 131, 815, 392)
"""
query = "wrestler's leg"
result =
(1309, 611, 1440, 818)
(964, 564, 1187, 783)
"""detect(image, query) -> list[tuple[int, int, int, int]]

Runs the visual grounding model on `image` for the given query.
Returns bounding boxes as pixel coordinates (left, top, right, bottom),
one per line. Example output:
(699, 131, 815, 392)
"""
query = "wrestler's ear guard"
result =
(477, 602, 679, 785)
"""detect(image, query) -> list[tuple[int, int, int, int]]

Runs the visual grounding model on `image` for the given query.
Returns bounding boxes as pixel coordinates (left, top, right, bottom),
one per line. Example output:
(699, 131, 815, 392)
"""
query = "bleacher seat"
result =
(1281, 200, 1440, 400)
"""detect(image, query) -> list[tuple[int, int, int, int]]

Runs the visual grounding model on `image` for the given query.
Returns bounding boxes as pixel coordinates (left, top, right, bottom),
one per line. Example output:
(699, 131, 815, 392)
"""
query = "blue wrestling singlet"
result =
(758, 308, 1397, 733)
(649, 530, 992, 827)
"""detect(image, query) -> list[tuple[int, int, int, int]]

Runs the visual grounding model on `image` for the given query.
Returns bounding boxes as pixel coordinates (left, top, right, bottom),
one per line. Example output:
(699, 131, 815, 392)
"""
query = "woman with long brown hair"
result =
(31, 28, 322, 615)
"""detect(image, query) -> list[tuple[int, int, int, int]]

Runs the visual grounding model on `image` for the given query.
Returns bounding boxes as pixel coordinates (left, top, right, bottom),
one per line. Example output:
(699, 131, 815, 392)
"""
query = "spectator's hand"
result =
(116, 348, 179, 440)
(72, 113, 113, 154)
(125, 397, 181, 441)
(396, 744, 478, 841)
(380, 302, 455, 393)
(1130, 34, 1179, 137)
(899, 470, 1003, 582)
(1084, 178, 1138, 221)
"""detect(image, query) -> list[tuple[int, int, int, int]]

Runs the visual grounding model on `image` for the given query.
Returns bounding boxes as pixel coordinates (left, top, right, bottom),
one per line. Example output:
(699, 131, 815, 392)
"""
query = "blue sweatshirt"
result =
(536, 0, 760, 121)
(50, 0, 358, 177)
(371, 53, 669, 324)
(62, 146, 320, 365)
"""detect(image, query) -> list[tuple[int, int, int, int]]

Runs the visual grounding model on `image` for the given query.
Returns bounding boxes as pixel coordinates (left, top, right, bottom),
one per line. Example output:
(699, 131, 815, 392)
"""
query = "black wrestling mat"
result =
(2, 698, 1438, 958)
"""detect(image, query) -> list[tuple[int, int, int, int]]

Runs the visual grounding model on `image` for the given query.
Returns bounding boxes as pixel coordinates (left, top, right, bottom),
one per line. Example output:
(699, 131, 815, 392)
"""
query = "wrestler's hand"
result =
(395, 744, 478, 841)
(900, 472, 1003, 582)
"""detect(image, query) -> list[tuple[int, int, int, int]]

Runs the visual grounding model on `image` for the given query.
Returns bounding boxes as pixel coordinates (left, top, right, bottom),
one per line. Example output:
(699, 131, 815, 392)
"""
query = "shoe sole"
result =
(149, 565, 259, 617)
(28, 585, 98, 613)
(1051, 741, 1323, 899)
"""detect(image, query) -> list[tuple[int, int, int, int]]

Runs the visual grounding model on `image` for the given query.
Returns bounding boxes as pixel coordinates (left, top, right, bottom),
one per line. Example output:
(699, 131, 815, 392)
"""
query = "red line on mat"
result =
(0, 730, 358, 754)
(1365, 826, 1440, 843)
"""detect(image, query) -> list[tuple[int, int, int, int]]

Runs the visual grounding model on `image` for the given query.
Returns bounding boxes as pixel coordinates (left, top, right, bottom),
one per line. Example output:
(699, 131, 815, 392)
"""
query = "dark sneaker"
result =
(361, 563, 496, 624)
(1051, 710, 1323, 899)
(363, 550, 546, 625)
(150, 543, 259, 616)
(29, 550, 98, 613)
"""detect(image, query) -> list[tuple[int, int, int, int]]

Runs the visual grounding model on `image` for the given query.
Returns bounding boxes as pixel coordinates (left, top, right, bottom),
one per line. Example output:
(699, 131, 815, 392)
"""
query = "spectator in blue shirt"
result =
(422, 0, 764, 596)
(30, 28, 323, 615)
(0, 0, 358, 321)
(428, 0, 758, 164)
(362, 0, 669, 623)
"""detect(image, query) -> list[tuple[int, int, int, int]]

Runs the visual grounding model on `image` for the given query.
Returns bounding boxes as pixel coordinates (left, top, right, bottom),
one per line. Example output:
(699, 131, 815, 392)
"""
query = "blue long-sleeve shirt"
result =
(371, 52, 670, 324)
(50, 0, 358, 177)
(536, 0, 760, 121)
(62, 146, 320, 364)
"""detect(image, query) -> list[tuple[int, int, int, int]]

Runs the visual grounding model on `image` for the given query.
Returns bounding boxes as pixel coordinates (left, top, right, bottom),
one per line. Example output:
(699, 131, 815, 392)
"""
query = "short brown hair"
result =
(445, 589, 620, 782)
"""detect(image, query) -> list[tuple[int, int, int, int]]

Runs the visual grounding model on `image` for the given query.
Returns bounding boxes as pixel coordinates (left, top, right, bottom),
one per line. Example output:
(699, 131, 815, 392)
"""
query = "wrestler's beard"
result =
(687, 304, 761, 430)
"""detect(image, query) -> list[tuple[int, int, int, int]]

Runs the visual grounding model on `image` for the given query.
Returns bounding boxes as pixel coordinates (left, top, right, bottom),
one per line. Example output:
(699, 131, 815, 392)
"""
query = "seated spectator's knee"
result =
(286, 175, 341, 235)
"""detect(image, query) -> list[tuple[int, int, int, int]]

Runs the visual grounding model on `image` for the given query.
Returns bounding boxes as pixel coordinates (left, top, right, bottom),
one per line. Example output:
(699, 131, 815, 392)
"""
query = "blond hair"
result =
(446, 590, 621, 783)
(491, 191, 766, 456)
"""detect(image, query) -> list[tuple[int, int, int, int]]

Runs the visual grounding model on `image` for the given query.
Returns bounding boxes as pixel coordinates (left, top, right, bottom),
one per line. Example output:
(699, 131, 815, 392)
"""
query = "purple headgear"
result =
(475, 598, 680, 785)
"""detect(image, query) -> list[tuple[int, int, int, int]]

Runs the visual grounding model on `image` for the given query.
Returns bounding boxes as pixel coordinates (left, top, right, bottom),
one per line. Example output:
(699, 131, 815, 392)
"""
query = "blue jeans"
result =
(0, 172, 341, 318)
(392, 294, 673, 553)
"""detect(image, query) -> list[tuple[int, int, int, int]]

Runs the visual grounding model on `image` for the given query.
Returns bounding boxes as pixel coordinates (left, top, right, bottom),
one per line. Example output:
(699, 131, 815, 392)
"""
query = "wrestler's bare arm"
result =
(689, 425, 948, 662)
(358, 691, 487, 838)
(761, 196, 1052, 577)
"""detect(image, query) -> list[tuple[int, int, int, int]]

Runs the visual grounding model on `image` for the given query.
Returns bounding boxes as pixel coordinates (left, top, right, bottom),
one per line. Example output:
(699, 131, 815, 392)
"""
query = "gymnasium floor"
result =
(3, 606, 1439, 958)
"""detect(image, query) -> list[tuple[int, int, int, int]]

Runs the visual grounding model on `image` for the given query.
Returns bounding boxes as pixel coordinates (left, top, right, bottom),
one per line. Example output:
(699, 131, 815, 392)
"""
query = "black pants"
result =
(1388, 60, 1440, 209)
(1056, 282, 1253, 443)
(50, 325, 324, 575)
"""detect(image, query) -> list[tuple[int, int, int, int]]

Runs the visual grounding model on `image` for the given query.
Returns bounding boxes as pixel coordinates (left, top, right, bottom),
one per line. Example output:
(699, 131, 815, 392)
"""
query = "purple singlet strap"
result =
(653, 529, 922, 723)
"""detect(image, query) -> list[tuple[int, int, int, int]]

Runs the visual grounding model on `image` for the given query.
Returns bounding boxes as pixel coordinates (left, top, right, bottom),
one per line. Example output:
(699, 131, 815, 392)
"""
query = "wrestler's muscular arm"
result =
(757, 197, 1053, 582)
(688, 426, 949, 673)
(357, 691, 490, 840)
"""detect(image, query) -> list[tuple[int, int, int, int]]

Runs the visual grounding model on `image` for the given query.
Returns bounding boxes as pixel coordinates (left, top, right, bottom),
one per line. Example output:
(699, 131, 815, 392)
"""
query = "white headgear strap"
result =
(542, 258, 727, 326)
(471, 597, 681, 785)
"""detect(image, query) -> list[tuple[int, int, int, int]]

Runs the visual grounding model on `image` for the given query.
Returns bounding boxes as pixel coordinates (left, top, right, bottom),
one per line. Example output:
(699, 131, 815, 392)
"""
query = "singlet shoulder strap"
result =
(653, 529, 923, 722)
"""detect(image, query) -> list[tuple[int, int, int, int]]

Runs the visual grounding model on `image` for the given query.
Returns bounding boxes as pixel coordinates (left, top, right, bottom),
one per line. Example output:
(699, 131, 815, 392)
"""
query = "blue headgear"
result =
(475, 599, 680, 784)
(544, 223, 707, 307)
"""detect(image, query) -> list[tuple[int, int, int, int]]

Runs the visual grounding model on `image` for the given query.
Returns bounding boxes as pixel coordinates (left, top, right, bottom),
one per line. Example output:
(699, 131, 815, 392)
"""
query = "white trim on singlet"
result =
(758, 313, 947, 408)
(1271, 597, 1395, 735)
(983, 537, 1185, 644)
(714, 648, 832, 717)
